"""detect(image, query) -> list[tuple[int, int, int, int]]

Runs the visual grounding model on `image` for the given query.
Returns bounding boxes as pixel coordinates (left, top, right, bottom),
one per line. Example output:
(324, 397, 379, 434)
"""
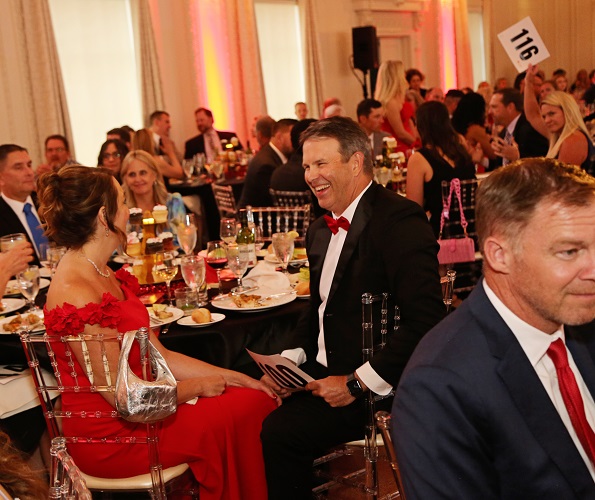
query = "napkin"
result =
(242, 262, 291, 296)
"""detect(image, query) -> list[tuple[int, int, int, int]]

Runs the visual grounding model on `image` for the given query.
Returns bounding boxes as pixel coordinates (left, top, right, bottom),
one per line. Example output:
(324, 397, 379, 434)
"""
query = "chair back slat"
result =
(251, 205, 311, 241)
(50, 436, 92, 499)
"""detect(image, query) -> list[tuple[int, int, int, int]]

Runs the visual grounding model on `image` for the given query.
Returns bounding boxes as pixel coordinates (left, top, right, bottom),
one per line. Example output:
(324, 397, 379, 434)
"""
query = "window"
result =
(254, 0, 306, 120)
(48, 0, 142, 166)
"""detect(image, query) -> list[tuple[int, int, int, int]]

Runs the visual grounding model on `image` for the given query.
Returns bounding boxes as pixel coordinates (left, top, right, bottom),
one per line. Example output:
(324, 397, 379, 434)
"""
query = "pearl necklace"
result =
(86, 257, 111, 279)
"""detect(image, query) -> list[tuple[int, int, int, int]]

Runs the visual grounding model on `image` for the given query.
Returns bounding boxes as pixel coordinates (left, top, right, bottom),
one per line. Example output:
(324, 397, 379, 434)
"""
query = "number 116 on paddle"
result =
(497, 17, 550, 72)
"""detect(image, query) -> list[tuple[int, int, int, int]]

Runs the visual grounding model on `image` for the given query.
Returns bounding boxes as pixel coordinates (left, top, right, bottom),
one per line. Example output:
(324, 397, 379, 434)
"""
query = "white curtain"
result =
(453, 0, 474, 89)
(0, 0, 73, 165)
(131, 0, 165, 124)
(299, 0, 323, 118)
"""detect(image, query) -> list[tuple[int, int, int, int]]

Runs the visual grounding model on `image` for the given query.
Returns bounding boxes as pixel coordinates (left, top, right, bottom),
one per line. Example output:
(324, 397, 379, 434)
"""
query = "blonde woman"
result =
(121, 150, 186, 223)
(131, 128, 183, 179)
(525, 65, 594, 173)
(374, 60, 420, 152)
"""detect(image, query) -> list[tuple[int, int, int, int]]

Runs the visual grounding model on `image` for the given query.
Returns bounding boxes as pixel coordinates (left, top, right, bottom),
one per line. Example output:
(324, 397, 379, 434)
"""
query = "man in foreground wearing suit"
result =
(0, 144, 47, 266)
(394, 158, 595, 499)
(260, 117, 445, 499)
(183, 107, 242, 161)
(488, 88, 549, 168)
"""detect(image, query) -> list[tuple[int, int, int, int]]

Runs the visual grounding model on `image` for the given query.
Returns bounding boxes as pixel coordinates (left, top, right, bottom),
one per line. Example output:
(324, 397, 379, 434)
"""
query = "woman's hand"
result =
(160, 136, 176, 157)
(525, 63, 538, 85)
(229, 373, 281, 405)
(0, 241, 34, 278)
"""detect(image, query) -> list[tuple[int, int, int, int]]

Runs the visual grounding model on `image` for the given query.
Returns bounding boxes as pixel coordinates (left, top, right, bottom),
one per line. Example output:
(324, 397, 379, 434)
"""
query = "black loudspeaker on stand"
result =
(352, 26, 379, 99)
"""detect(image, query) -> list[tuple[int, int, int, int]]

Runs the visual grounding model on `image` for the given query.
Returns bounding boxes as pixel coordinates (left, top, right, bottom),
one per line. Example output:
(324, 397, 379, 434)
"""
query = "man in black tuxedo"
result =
(394, 158, 595, 499)
(356, 98, 391, 158)
(488, 88, 549, 169)
(183, 107, 242, 161)
(237, 118, 296, 208)
(260, 117, 445, 499)
(0, 144, 46, 267)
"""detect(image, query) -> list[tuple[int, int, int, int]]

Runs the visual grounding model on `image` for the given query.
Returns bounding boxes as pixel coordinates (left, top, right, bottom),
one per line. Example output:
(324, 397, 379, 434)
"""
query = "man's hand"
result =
(260, 374, 292, 399)
(491, 137, 520, 162)
(306, 375, 355, 407)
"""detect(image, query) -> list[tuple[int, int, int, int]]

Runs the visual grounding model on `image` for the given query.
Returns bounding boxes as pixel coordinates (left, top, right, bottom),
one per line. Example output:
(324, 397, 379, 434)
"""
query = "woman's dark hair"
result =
(451, 92, 486, 135)
(416, 101, 472, 166)
(37, 165, 125, 249)
(97, 139, 129, 167)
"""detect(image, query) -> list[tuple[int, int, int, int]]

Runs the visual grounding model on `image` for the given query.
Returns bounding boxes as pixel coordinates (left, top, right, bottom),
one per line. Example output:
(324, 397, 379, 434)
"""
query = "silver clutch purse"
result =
(115, 329, 177, 423)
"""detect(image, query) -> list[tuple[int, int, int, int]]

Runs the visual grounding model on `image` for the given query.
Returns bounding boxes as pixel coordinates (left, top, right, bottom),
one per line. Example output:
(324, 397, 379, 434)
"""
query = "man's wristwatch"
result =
(346, 373, 364, 398)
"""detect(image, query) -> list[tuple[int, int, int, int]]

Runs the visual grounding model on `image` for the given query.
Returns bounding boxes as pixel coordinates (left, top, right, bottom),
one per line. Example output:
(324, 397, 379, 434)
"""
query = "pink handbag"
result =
(437, 178, 476, 264)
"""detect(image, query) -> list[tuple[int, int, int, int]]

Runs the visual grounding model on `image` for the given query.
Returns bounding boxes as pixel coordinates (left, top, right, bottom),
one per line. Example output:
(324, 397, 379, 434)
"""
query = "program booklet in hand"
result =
(247, 349, 314, 391)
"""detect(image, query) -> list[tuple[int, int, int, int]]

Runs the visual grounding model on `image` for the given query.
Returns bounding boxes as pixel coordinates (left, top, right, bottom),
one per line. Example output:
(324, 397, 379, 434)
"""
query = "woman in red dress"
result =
(374, 60, 421, 153)
(38, 166, 278, 500)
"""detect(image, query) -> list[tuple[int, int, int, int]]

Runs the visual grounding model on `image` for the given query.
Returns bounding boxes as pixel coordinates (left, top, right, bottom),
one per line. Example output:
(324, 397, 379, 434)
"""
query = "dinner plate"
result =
(263, 254, 308, 265)
(296, 294, 310, 300)
(4, 278, 50, 297)
(0, 298, 27, 315)
(40, 267, 52, 278)
(212, 292, 297, 313)
(177, 313, 226, 328)
(0, 311, 45, 335)
(146, 307, 184, 327)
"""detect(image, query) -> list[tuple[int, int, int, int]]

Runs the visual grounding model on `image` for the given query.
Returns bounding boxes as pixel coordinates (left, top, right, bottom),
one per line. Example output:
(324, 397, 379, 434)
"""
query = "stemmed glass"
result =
(220, 218, 238, 246)
(272, 232, 295, 275)
(47, 246, 67, 278)
(180, 255, 206, 303)
(206, 240, 228, 295)
(181, 160, 194, 182)
(253, 226, 265, 254)
(17, 265, 40, 312)
(177, 214, 197, 255)
(153, 252, 178, 306)
(226, 244, 250, 293)
(0, 233, 26, 252)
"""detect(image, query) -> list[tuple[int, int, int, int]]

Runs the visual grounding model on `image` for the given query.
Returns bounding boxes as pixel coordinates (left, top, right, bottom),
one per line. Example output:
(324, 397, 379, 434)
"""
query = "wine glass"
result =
(226, 244, 250, 293)
(253, 226, 265, 253)
(272, 232, 295, 275)
(206, 240, 228, 295)
(180, 255, 206, 299)
(0, 233, 26, 252)
(153, 252, 178, 306)
(182, 159, 194, 181)
(17, 265, 40, 312)
(220, 218, 238, 246)
(47, 246, 67, 278)
(177, 214, 197, 255)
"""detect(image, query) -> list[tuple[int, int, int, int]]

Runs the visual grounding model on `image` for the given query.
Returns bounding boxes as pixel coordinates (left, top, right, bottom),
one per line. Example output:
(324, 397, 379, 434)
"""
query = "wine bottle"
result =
(236, 207, 257, 266)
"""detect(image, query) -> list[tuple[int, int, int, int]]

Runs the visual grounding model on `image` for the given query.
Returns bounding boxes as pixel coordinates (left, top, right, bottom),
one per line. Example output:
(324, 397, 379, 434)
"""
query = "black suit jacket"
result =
(393, 282, 595, 499)
(288, 183, 445, 387)
(183, 130, 242, 159)
(0, 196, 42, 266)
(489, 112, 549, 169)
(237, 144, 283, 208)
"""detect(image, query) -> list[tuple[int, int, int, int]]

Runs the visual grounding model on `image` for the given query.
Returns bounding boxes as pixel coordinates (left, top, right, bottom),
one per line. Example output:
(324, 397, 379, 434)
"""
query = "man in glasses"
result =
(36, 134, 77, 176)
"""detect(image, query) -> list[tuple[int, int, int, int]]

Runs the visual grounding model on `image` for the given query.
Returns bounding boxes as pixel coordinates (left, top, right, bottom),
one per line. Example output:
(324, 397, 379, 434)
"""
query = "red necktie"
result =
(547, 338, 595, 465)
(324, 215, 350, 235)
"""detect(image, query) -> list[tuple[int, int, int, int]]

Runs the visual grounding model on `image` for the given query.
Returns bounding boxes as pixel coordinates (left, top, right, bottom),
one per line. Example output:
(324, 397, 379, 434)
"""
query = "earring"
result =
(105, 226, 110, 237)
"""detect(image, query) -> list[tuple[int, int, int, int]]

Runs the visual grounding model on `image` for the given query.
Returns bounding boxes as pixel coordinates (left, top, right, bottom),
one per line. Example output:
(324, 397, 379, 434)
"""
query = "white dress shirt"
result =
(1, 193, 43, 258)
(203, 129, 222, 163)
(484, 281, 595, 480)
(269, 142, 288, 164)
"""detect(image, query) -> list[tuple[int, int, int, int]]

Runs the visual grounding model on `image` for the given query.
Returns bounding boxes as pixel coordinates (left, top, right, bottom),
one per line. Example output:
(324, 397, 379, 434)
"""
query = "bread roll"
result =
(295, 281, 310, 296)
(191, 308, 212, 324)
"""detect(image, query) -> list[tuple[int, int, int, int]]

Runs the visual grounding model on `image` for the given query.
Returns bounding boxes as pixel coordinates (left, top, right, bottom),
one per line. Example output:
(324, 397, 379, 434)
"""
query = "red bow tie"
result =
(324, 215, 350, 235)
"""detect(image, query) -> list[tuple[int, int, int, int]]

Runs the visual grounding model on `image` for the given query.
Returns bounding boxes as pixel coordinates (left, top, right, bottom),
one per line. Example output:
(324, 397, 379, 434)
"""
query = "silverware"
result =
(231, 286, 259, 296)
(160, 324, 170, 335)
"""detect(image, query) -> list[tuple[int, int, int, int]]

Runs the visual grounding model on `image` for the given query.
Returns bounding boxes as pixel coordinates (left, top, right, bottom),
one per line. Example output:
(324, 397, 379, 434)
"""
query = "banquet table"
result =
(167, 176, 244, 243)
(159, 297, 308, 378)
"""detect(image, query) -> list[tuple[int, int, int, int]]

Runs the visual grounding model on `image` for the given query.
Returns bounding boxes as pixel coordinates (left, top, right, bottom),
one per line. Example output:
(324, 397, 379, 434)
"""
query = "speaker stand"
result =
(362, 69, 369, 99)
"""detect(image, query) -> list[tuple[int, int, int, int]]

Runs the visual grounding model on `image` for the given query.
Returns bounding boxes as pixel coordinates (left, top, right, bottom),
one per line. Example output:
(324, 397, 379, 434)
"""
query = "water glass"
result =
(180, 255, 206, 295)
(152, 252, 178, 306)
(174, 287, 199, 315)
(1, 233, 26, 252)
(272, 233, 295, 274)
(17, 265, 40, 312)
(182, 159, 194, 181)
(177, 214, 197, 255)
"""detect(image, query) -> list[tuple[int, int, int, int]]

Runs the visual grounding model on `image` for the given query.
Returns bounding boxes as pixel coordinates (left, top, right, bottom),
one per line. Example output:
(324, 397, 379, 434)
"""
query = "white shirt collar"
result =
(269, 142, 288, 164)
(332, 180, 373, 223)
(483, 280, 564, 368)
(506, 113, 521, 136)
(2, 192, 34, 214)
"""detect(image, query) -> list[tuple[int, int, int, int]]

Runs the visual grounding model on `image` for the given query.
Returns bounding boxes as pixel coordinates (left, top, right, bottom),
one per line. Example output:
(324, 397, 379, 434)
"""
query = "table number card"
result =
(497, 17, 550, 72)
(247, 349, 314, 390)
